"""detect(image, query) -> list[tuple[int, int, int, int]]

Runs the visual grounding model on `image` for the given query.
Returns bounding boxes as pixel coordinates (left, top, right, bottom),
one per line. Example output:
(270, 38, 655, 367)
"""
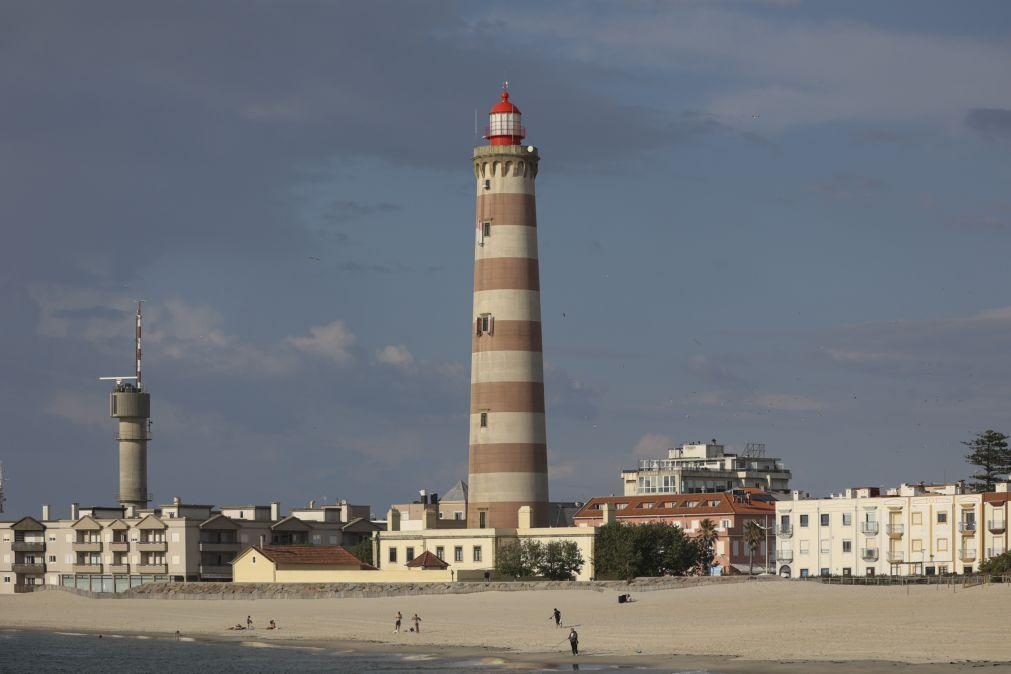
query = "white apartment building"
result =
(0, 499, 376, 594)
(775, 482, 1011, 578)
(622, 440, 792, 496)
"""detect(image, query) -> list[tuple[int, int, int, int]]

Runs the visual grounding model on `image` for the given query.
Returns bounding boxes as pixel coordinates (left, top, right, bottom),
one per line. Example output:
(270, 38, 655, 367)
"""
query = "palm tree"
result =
(697, 518, 718, 574)
(744, 520, 764, 575)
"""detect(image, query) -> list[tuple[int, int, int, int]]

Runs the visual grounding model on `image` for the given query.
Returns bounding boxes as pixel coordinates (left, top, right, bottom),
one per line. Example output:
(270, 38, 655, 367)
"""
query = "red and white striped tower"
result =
(468, 86, 548, 529)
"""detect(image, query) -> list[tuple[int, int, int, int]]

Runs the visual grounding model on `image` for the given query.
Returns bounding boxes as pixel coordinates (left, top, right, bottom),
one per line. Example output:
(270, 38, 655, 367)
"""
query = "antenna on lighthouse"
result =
(135, 300, 144, 388)
(0, 462, 6, 514)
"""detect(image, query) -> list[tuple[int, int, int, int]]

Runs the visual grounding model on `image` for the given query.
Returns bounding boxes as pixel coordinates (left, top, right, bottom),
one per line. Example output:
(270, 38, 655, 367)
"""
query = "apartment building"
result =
(573, 489, 777, 574)
(0, 498, 373, 593)
(774, 482, 1010, 578)
(621, 440, 792, 497)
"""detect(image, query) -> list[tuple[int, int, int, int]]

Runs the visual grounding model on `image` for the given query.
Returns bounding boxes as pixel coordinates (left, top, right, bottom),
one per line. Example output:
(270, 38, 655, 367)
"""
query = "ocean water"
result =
(0, 630, 678, 673)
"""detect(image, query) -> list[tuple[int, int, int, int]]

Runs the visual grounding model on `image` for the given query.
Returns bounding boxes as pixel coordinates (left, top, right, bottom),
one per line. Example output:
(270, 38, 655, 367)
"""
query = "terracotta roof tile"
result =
(573, 492, 775, 520)
(253, 545, 376, 569)
(405, 550, 450, 569)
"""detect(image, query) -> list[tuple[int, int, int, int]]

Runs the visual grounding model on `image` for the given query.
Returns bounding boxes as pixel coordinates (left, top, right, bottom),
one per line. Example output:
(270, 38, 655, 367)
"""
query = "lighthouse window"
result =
(480, 412, 488, 428)
(476, 314, 494, 335)
(483, 222, 491, 238)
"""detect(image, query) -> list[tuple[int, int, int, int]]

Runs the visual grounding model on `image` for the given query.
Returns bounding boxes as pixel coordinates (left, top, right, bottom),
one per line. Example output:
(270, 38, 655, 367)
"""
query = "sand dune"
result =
(2, 581, 1010, 664)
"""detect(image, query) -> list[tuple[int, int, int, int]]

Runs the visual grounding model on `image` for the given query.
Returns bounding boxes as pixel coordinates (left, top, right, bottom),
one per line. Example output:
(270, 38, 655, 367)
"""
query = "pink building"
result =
(573, 489, 777, 574)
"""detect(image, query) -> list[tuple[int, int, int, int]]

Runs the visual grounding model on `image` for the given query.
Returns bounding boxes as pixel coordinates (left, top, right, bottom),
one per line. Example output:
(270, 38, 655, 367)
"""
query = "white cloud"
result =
(286, 320, 356, 365)
(477, 5, 1011, 131)
(375, 344, 414, 368)
(631, 433, 675, 459)
(48, 390, 108, 429)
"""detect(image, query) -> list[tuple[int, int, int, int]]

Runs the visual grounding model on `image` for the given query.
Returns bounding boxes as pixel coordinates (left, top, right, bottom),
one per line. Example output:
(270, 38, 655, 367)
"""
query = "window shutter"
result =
(489, 317, 495, 335)
(476, 317, 482, 335)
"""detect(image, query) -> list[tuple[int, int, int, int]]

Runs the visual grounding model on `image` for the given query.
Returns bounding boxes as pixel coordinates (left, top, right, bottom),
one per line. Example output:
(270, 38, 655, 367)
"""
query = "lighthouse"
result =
(467, 86, 549, 529)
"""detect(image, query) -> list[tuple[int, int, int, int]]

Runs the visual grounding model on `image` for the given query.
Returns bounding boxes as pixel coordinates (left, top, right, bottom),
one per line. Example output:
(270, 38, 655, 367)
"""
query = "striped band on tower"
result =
(467, 87, 549, 529)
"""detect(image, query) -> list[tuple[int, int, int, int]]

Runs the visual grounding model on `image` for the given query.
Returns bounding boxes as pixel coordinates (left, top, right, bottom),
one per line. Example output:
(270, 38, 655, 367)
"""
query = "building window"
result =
(937, 512, 947, 524)
(800, 568, 809, 578)
(912, 539, 923, 552)
(842, 567, 851, 576)
(479, 511, 487, 529)
(820, 568, 830, 577)
(800, 515, 809, 528)
(483, 222, 491, 238)
(721, 519, 730, 529)
(454, 512, 463, 521)
(820, 540, 830, 554)
(480, 412, 488, 429)
(2, 577, 9, 583)
(454, 546, 463, 562)
(476, 315, 494, 336)
(911, 512, 923, 526)
(925, 566, 936, 576)
(799, 540, 810, 554)
(436, 546, 445, 560)
(842, 540, 852, 553)
(406, 547, 415, 562)
(473, 546, 482, 562)
(820, 514, 829, 527)
(252, 556, 256, 564)
(938, 565, 948, 575)
(48, 556, 56, 563)
(842, 513, 852, 526)
(389, 548, 398, 563)
(937, 538, 948, 552)
(866, 568, 875, 577)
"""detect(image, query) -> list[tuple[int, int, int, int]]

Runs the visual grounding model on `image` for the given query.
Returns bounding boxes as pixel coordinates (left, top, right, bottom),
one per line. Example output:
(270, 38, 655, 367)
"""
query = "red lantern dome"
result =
(485, 86, 525, 146)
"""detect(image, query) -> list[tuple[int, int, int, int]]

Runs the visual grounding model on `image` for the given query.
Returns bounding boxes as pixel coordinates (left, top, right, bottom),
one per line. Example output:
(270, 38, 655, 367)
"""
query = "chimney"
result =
(258, 534, 266, 548)
(387, 508, 401, 532)
(601, 502, 616, 525)
(309, 499, 316, 509)
(270, 501, 280, 521)
(517, 505, 533, 529)
(41, 504, 51, 521)
(70, 502, 79, 520)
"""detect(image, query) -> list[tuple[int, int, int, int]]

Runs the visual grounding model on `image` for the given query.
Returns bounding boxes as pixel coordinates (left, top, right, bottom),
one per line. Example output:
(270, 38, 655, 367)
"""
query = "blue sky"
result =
(2, 1, 1011, 517)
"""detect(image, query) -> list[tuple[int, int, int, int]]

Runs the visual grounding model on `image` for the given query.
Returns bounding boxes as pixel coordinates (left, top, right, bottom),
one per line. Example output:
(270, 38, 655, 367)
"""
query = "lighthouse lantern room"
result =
(485, 85, 526, 146)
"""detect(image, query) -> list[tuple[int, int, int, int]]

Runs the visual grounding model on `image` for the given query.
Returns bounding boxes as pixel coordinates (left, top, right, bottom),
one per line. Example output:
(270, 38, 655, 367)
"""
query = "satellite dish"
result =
(527, 146, 534, 152)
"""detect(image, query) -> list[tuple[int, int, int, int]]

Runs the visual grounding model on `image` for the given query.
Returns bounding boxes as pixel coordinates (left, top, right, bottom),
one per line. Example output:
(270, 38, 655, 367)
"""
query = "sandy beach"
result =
(3, 581, 1011, 670)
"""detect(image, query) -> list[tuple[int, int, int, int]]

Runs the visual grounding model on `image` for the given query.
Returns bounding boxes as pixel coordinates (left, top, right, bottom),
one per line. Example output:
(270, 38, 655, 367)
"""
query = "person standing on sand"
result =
(551, 608, 561, 627)
(394, 611, 402, 634)
(568, 628, 578, 655)
(246, 615, 253, 630)
(412, 613, 422, 633)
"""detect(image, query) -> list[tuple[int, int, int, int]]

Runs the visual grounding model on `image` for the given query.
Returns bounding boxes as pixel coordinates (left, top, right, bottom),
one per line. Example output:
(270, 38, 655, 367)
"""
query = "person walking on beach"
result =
(568, 628, 579, 656)
(246, 615, 253, 630)
(394, 611, 402, 634)
(551, 608, 561, 627)
(412, 613, 422, 633)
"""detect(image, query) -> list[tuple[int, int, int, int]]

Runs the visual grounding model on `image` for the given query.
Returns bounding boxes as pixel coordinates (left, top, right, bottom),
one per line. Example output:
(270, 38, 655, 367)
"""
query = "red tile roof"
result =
(252, 545, 376, 569)
(405, 550, 450, 569)
(573, 491, 775, 520)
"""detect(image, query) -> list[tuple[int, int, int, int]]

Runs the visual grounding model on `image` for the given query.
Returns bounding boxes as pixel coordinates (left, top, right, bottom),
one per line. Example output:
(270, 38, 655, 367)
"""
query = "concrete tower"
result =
(467, 86, 548, 529)
(101, 302, 151, 510)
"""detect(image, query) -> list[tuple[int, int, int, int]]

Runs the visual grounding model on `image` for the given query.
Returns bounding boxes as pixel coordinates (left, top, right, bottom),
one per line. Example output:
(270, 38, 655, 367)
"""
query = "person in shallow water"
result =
(412, 613, 422, 633)
(568, 628, 579, 655)
(394, 611, 402, 634)
(551, 608, 561, 627)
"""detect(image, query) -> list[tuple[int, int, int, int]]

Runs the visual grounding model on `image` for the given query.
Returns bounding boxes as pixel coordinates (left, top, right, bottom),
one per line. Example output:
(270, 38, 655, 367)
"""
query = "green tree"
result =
(593, 522, 699, 579)
(538, 541, 584, 580)
(349, 539, 373, 566)
(695, 519, 718, 574)
(743, 520, 765, 575)
(964, 430, 1011, 492)
(980, 551, 1011, 575)
(495, 539, 545, 578)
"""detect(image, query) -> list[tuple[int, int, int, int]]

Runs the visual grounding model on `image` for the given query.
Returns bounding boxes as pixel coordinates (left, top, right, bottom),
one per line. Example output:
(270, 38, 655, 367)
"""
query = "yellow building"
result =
(231, 545, 455, 584)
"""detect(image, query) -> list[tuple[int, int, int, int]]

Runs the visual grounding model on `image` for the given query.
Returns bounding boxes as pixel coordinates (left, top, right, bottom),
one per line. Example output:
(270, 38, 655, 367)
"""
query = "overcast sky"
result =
(2, 1, 1011, 518)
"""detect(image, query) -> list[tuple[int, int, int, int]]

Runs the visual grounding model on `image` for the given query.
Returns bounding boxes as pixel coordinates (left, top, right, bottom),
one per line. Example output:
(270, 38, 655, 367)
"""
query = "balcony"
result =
(108, 542, 130, 552)
(12, 585, 37, 594)
(986, 548, 1006, 559)
(959, 522, 977, 534)
(959, 548, 977, 562)
(199, 564, 233, 577)
(199, 541, 242, 553)
(887, 550, 904, 563)
(137, 541, 167, 552)
(860, 522, 879, 535)
(11, 563, 45, 574)
(988, 519, 1007, 534)
(776, 549, 793, 562)
(72, 564, 103, 574)
(12, 542, 45, 553)
(861, 548, 879, 561)
(108, 564, 130, 574)
(776, 525, 793, 538)
(136, 564, 167, 574)
(72, 542, 102, 553)
(886, 524, 904, 537)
